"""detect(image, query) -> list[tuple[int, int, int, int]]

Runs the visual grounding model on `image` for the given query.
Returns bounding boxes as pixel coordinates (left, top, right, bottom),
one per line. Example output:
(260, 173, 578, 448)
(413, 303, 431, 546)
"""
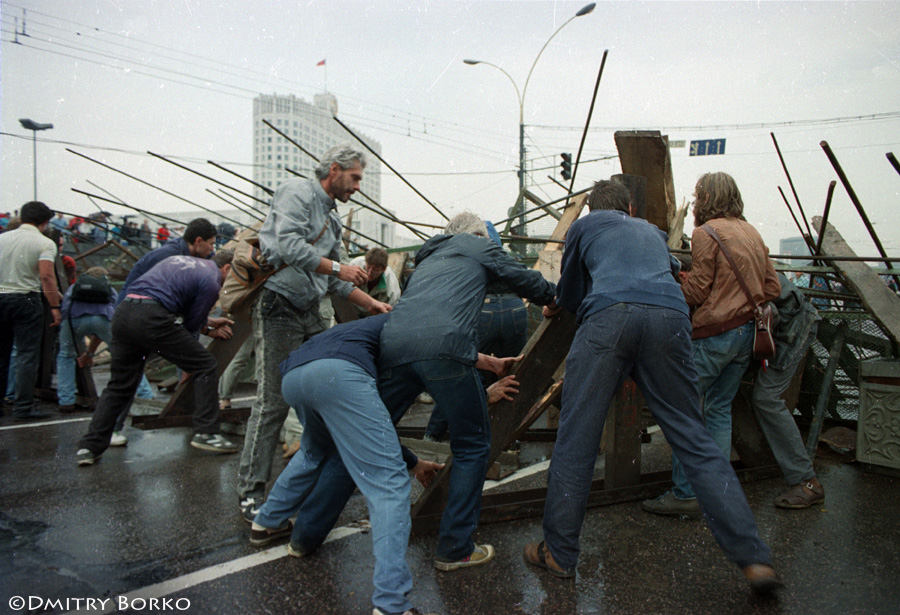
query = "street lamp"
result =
(464, 2, 595, 238)
(19, 118, 54, 201)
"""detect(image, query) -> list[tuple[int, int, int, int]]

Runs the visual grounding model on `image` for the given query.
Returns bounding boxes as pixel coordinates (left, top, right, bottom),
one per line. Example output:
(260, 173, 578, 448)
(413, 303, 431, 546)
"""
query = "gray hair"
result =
(314, 144, 367, 179)
(443, 212, 488, 237)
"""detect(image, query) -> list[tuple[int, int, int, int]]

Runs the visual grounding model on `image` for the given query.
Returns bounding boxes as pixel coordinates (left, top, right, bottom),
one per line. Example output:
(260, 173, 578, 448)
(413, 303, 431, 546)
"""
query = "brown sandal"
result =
(774, 478, 825, 509)
(523, 540, 575, 578)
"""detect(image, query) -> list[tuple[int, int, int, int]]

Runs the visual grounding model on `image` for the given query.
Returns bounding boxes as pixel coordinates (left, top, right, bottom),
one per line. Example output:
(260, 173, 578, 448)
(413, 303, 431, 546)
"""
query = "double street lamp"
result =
(19, 118, 54, 201)
(464, 2, 595, 237)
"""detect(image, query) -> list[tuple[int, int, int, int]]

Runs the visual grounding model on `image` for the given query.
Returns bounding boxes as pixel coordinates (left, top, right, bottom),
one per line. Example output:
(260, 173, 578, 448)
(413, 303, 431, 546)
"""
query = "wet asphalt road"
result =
(2, 385, 899, 615)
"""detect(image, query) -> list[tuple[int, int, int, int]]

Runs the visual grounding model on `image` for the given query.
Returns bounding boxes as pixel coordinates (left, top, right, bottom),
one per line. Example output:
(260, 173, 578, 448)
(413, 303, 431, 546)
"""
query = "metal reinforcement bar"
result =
(148, 151, 270, 209)
(331, 114, 449, 221)
(772, 132, 814, 239)
(814, 181, 838, 256)
(67, 148, 247, 229)
(567, 49, 609, 202)
(207, 160, 274, 196)
(820, 140, 900, 289)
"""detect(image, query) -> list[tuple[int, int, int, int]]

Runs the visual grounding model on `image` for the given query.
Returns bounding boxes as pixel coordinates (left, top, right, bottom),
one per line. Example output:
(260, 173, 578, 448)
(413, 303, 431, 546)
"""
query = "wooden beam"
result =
(813, 216, 900, 344)
(613, 131, 676, 234)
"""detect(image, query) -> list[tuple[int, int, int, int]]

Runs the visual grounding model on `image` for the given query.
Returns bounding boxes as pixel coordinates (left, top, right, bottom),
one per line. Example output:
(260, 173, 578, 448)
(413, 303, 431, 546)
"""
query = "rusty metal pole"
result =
(806, 322, 846, 459)
(813, 181, 837, 256)
(820, 141, 900, 289)
(887, 152, 900, 177)
(772, 132, 814, 238)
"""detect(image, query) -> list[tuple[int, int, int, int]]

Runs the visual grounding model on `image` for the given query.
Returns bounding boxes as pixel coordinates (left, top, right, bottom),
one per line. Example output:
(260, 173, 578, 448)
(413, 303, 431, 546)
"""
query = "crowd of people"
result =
(2, 144, 843, 615)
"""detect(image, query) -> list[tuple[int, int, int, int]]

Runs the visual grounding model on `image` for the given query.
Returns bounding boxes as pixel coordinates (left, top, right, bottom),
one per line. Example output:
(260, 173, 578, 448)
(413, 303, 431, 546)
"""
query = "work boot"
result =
(742, 564, 784, 595)
(774, 477, 825, 509)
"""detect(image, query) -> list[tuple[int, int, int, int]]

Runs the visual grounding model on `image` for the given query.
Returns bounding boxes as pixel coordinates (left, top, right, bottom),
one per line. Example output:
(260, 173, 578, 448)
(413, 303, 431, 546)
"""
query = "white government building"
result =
(252, 92, 396, 252)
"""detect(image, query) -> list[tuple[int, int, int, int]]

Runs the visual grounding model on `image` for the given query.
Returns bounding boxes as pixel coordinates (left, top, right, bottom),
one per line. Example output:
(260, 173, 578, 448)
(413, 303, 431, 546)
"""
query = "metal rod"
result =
(567, 49, 608, 204)
(85, 180, 181, 236)
(887, 152, 900, 177)
(147, 151, 270, 208)
(806, 322, 846, 459)
(342, 223, 387, 249)
(266, 121, 431, 241)
(217, 188, 265, 218)
(492, 185, 593, 226)
(207, 160, 274, 196)
(67, 148, 247, 229)
(71, 189, 187, 226)
(771, 132, 814, 239)
(205, 189, 264, 223)
(814, 181, 838, 256)
(331, 114, 449, 221)
(777, 186, 816, 253)
(820, 140, 900, 289)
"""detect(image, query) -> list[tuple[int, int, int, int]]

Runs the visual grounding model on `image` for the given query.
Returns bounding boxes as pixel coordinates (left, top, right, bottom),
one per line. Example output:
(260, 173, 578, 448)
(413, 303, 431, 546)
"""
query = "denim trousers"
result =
(78, 300, 221, 454)
(380, 358, 491, 561)
(543, 304, 771, 570)
(236, 288, 327, 502)
(750, 324, 818, 485)
(57, 314, 112, 406)
(254, 359, 413, 614)
(0, 293, 44, 416)
(425, 293, 527, 439)
(671, 322, 754, 499)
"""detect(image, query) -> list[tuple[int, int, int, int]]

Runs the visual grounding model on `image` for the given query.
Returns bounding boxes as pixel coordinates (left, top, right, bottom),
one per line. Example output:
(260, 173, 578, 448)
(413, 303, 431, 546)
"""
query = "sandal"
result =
(523, 540, 575, 578)
(774, 478, 825, 509)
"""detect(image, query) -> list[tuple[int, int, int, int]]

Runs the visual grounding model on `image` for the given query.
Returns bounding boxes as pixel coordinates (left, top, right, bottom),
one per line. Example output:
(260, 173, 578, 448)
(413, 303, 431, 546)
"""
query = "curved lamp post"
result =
(19, 118, 54, 201)
(464, 2, 595, 236)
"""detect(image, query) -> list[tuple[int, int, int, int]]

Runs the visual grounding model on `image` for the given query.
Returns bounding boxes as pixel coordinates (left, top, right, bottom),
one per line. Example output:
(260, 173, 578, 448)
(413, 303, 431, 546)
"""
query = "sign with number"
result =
(690, 139, 726, 156)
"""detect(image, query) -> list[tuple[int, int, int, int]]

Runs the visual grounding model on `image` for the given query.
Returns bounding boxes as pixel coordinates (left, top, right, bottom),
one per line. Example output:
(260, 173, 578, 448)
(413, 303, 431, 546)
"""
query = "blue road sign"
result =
(690, 139, 726, 156)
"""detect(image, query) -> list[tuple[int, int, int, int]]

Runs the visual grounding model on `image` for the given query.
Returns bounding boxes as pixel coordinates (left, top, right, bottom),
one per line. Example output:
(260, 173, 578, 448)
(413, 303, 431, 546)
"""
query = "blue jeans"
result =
(425, 293, 527, 439)
(543, 305, 770, 570)
(5, 346, 16, 398)
(671, 322, 754, 499)
(254, 360, 412, 614)
(58, 314, 153, 429)
(380, 358, 491, 561)
(0, 293, 44, 416)
(236, 289, 327, 502)
(57, 314, 112, 406)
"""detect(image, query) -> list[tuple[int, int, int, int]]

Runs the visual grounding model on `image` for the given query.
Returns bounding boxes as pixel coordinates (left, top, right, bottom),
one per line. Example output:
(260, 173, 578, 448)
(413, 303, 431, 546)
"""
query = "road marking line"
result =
(0, 416, 91, 431)
(64, 526, 363, 614)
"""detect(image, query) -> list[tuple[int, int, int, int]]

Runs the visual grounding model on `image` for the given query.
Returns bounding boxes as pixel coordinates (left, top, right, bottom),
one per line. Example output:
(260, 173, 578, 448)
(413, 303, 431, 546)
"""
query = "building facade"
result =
(252, 92, 395, 251)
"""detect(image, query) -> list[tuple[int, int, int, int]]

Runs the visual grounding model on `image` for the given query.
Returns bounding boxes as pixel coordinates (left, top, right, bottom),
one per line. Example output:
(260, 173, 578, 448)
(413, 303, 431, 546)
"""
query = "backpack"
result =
(218, 219, 329, 317)
(71, 273, 113, 304)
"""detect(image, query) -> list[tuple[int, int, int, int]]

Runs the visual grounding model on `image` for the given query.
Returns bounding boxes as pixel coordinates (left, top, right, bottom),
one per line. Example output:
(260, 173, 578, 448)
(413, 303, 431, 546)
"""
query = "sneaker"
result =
(76, 448, 100, 466)
(239, 497, 260, 524)
(190, 433, 239, 453)
(434, 544, 495, 571)
(641, 490, 701, 519)
(373, 608, 440, 615)
(249, 521, 292, 547)
(110, 431, 128, 447)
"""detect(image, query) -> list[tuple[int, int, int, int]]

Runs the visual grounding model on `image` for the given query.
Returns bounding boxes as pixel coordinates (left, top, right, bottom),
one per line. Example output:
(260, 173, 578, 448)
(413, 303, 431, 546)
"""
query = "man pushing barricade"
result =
(522, 179, 783, 595)
(75, 250, 239, 465)
(236, 143, 393, 522)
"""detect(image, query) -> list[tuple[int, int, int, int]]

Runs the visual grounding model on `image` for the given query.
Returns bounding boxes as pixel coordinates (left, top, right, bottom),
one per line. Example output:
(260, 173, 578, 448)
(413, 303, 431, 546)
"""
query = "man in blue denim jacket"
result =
(235, 144, 392, 522)
(521, 179, 782, 595)
(378, 212, 557, 572)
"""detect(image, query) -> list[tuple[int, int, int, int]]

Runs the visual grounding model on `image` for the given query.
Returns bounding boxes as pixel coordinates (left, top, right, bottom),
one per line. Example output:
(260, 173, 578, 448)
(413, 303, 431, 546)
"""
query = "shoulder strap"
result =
(701, 224, 758, 311)
(309, 218, 330, 246)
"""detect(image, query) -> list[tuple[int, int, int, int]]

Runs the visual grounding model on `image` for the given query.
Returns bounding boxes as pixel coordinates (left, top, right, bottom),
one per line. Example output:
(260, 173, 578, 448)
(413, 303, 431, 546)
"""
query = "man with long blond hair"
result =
(643, 172, 781, 517)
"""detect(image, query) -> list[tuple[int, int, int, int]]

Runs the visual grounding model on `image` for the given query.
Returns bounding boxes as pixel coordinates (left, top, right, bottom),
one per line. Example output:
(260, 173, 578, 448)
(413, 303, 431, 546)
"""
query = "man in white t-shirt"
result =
(0, 201, 62, 421)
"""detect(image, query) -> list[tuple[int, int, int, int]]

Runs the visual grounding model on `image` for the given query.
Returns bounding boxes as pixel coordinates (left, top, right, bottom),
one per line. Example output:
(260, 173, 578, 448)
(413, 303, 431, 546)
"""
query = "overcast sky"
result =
(2, 0, 899, 256)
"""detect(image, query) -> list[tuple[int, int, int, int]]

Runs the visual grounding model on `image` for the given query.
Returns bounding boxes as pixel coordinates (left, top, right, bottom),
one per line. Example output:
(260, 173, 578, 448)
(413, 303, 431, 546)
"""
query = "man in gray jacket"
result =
(378, 212, 557, 572)
(236, 144, 391, 521)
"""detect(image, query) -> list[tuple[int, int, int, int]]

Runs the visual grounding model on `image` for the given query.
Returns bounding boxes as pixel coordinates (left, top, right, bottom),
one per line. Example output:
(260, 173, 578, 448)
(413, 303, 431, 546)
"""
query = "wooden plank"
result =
(613, 131, 676, 233)
(603, 379, 643, 489)
(136, 317, 254, 429)
(813, 216, 900, 344)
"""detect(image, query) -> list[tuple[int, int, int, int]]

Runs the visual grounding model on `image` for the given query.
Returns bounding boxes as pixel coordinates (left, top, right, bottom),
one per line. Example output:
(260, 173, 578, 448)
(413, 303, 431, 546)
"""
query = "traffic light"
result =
(560, 152, 572, 180)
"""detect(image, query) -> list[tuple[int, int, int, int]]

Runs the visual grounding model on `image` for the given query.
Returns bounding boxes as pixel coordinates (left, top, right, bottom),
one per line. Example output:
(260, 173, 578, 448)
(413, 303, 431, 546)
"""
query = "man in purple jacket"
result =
(76, 251, 237, 466)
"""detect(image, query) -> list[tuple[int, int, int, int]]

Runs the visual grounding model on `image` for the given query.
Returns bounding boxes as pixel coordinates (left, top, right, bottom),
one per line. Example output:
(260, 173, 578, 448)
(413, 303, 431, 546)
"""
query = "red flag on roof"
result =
(317, 59, 326, 66)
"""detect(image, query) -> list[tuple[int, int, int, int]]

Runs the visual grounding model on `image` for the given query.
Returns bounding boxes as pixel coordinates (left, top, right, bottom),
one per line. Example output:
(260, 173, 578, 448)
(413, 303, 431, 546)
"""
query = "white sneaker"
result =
(110, 431, 128, 447)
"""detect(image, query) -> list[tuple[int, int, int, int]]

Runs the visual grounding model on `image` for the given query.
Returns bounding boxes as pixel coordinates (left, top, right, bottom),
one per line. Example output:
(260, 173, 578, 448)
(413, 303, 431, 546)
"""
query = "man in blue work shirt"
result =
(521, 179, 782, 594)
(76, 251, 237, 465)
